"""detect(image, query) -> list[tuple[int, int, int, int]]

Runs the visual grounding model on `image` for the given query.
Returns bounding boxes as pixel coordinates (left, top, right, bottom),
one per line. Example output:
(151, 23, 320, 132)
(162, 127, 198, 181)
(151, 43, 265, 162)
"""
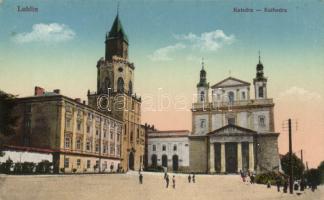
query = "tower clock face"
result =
(118, 67, 123, 72)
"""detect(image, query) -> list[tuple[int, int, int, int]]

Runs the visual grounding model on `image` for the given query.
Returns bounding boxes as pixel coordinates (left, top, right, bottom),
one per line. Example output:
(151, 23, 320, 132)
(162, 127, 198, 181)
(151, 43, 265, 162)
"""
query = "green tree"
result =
(281, 152, 305, 180)
(305, 168, 321, 186)
(318, 161, 324, 184)
(0, 90, 18, 156)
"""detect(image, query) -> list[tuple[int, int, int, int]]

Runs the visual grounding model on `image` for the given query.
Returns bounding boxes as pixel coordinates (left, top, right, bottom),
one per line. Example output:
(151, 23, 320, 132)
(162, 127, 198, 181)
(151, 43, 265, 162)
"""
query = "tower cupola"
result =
(105, 14, 129, 61)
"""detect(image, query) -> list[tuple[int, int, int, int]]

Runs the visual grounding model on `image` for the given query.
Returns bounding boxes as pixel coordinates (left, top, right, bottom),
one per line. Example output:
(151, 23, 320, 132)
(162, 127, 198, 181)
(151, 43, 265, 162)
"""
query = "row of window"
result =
(64, 158, 116, 170)
(66, 119, 121, 141)
(200, 90, 248, 102)
(64, 137, 119, 155)
(152, 144, 178, 152)
(198, 115, 266, 128)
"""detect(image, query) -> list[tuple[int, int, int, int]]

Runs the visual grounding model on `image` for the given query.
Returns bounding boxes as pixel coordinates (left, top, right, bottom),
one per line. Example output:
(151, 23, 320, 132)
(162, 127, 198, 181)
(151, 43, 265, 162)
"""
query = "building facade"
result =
(147, 130, 190, 171)
(190, 58, 280, 174)
(4, 13, 145, 173)
(8, 88, 122, 173)
(87, 14, 145, 171)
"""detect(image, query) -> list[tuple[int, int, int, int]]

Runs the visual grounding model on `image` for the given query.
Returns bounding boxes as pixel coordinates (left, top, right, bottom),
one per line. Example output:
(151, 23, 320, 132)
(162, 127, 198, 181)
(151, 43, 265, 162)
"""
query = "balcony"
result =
(192, 99, 274, 111)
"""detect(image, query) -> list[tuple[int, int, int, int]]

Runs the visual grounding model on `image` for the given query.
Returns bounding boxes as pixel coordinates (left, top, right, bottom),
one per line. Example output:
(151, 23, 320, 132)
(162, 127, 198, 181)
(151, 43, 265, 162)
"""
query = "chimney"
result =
(75, 98, 81, 103)
(34, 86, 45, 96)
(53, 89, 60, 94)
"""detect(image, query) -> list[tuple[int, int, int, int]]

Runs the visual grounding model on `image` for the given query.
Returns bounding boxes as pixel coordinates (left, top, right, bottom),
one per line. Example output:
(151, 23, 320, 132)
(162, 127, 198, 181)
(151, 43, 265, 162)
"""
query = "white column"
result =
(209, 143, 215, 173)
(221, 143, 226, 173)
(237, 142, 242, 172)
(249, 142, 254, 171)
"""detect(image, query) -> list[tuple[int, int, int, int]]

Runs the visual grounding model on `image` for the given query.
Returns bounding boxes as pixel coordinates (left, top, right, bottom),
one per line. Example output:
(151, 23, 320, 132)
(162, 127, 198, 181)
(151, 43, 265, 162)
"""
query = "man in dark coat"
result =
(276, 176, 281, 192)
(166, 175, 170, 188)
(139, 173, 143, 184)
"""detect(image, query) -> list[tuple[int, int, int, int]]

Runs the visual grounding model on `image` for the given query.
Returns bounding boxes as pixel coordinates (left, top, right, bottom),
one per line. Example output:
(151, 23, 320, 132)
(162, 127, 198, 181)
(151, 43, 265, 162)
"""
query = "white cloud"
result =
(149, 43, 185, 61)
(12, 23, 75, 44)
(175, 30, 235, 51)
(0, 0, 4, 5)
(186, 55, 202, 63)
(278, 86, 322, 102)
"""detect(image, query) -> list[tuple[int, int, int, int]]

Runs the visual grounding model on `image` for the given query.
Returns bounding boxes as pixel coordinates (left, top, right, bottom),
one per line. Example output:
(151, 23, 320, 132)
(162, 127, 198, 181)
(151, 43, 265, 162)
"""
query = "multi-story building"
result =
(190, 57, 280, 174)
(8, 87, 122, 173)
(147, 130, 190, 172)
(87, 13, 145, 171)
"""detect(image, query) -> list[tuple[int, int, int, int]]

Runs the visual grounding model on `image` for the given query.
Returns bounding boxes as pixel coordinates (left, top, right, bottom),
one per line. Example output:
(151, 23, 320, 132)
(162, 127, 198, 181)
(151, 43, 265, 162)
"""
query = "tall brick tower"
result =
(88, 13, 144, 171)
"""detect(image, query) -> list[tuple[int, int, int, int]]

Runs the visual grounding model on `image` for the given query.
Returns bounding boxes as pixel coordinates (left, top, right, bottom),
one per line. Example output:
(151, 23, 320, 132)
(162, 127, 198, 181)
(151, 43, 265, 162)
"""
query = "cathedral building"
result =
(87, 14, 145, 171)
(189, 57, 280, 174)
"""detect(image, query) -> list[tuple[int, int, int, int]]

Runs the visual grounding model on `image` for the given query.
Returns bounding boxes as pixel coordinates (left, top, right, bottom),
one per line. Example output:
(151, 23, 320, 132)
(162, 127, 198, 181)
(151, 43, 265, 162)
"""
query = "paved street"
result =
(0, 172, 323, 200)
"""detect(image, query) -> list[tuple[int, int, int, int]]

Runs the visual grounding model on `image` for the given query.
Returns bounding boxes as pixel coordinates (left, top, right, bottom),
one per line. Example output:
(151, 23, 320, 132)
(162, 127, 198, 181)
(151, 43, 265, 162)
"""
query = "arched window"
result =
(228, 91, 234, 104)
(128, 81, 133, 96)
(258, 86, 264, 98)
(259, 115, 265, 127)
(117, 77, 124, 93)
(124, 124, 127, 136)
(200, 91, 205, 102)
(104, 77, 111, 94)
(130, 131, 134, 142)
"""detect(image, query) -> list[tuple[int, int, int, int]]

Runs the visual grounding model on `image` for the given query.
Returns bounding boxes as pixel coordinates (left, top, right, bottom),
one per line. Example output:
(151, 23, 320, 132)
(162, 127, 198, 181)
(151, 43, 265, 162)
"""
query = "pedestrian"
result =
(276, 176, 281, 192)
(300, 178, 305, 191)
(164, 172, 167, 180)
(172, 175, 176, 189)
(283, 179, 288, 193)
(165, 174, 169, 188)
(188, 174, 191, 183)
(192, 173, 196, 183)
(139, 173, 143, 184)
(267, 180, 271, 188)
(240, 170, 244, 182)
(242, 172, 246, 182)
(250, 173, 255, 184)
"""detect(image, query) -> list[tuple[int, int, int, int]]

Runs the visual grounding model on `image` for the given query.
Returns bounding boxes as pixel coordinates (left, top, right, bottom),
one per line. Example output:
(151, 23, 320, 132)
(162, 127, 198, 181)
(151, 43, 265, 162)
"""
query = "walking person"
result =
(139, 173, 143, 184)
(192, 173, 196, 183)
(267, 180, 271, 188)
(164, 172, 168, 180)
(250, 173, 255, 184)
(283, 178, 288, 193)
(188, 174, 191, 183)
(172, 175, 176, 189)
(165, 174, 170, 188)
(276, 176, 281, 192)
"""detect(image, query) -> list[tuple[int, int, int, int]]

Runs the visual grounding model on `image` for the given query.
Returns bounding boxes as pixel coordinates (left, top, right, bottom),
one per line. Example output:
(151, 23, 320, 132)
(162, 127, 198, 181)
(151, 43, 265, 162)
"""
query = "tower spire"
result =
(258, 50, 261, 64)
(201, 57, 204, 70)
(117, 1, 120, 15)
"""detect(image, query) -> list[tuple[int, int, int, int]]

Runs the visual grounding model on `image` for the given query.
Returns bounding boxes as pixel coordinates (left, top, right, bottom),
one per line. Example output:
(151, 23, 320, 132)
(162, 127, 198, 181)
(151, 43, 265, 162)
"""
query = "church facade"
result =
(189, 58, 280, 174)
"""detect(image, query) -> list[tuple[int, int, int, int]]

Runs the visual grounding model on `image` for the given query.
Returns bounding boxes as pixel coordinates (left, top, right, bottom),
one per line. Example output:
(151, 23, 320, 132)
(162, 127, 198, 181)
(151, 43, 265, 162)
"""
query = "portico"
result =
(208, 125, 256, 173)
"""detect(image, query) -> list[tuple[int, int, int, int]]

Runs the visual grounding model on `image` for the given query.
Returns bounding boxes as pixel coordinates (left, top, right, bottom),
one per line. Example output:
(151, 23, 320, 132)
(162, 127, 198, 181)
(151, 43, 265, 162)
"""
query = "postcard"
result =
(0, 1, 323, 199)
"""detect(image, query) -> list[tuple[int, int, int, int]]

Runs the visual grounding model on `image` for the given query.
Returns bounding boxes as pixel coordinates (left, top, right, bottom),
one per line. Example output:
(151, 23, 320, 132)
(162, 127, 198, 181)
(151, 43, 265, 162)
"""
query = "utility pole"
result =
(301, 149, 303, 165)
(288, 118, 293, 194)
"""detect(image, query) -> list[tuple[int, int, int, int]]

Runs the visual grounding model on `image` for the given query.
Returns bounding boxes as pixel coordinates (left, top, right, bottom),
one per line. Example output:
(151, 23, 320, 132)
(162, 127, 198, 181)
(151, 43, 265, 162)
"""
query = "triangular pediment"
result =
(207, 124, 256, 136)
(211, 77, 250, 88)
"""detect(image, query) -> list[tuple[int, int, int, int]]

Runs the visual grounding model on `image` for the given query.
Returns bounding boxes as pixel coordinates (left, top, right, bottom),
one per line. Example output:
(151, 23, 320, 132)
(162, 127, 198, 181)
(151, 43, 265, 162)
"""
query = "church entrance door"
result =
(225, 143, 237, 173)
